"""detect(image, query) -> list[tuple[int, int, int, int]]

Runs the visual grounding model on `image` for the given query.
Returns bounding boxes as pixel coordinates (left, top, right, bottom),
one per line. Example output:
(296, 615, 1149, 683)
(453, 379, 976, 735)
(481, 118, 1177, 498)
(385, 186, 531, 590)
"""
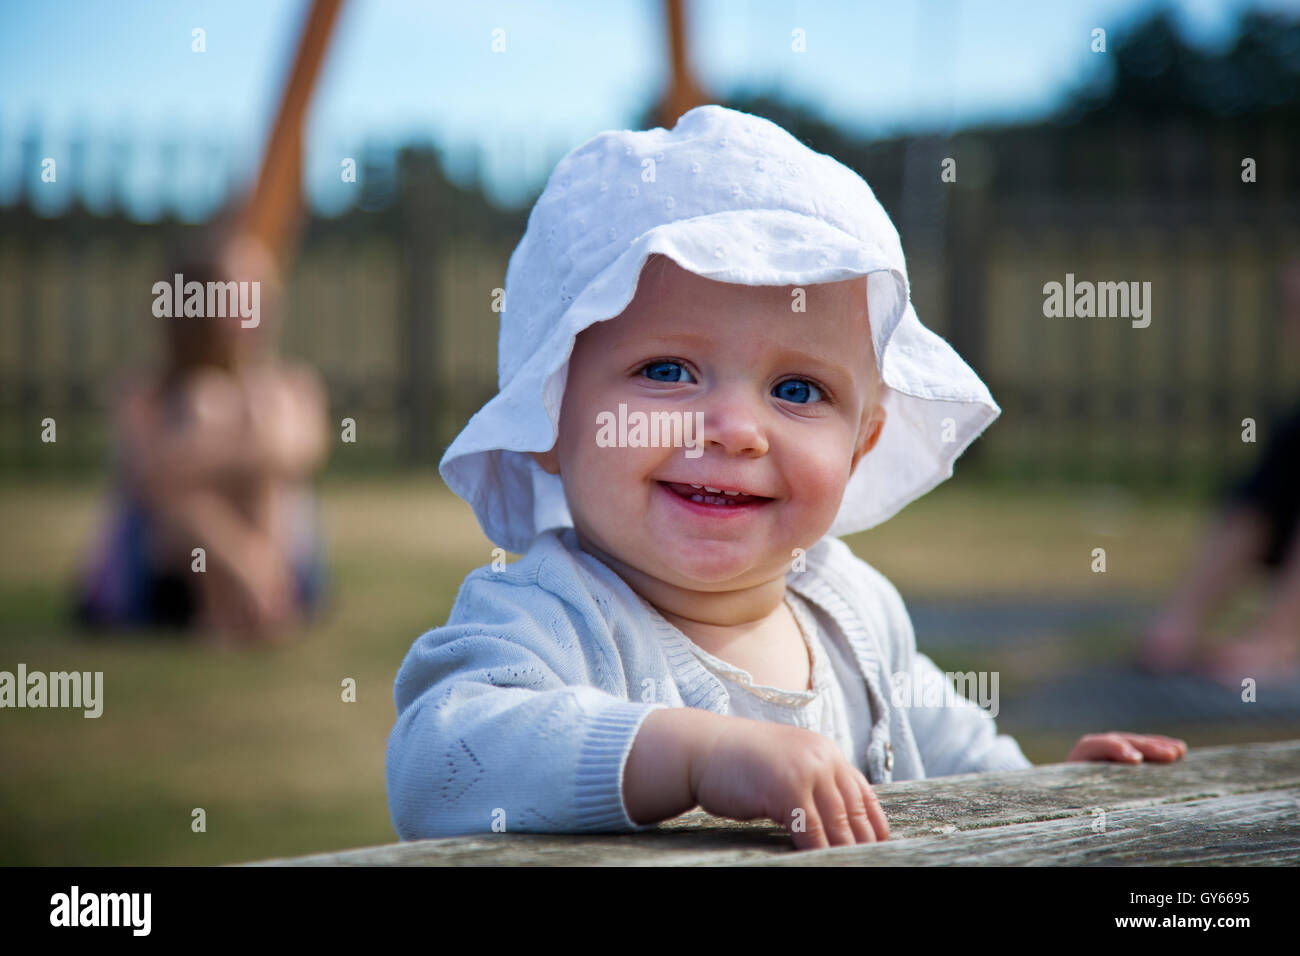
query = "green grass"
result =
(0, 474, 1276, 864)
(0, 475, 490, 865)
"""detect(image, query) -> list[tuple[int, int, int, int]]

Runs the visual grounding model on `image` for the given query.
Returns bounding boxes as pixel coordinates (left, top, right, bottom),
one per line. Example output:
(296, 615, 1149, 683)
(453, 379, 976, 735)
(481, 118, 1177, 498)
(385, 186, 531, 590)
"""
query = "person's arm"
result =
(1144, 505, 1270, 648)
(116, 375, 271, 501)
(247, 363, 329, 481)
(622, 706, 729, 824)
(386, 570, 670, 839)
(1252, 528, 1300, 638)
(1153, 407, 1300, 652)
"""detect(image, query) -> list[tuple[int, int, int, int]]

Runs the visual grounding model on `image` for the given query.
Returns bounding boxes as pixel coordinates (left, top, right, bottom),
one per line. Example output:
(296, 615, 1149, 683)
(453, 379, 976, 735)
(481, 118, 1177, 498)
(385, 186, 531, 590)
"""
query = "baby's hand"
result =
(691, 717, 889, 850)
(1067, 732, 1187, 763)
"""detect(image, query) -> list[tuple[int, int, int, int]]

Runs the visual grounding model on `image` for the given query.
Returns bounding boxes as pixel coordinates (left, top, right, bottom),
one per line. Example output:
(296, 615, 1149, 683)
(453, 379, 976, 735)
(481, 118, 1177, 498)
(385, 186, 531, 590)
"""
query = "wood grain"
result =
(246, 740, 1300, 866)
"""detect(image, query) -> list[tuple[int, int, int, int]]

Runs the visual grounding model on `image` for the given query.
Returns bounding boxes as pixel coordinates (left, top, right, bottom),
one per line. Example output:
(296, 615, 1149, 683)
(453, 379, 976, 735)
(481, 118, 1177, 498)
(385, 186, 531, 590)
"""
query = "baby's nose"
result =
(698, 389, 769, 457)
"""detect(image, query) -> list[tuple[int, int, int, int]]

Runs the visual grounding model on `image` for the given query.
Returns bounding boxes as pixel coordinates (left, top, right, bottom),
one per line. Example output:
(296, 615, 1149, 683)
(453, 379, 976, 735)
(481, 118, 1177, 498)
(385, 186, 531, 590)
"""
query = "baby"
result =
(386, 106, 1185, 850)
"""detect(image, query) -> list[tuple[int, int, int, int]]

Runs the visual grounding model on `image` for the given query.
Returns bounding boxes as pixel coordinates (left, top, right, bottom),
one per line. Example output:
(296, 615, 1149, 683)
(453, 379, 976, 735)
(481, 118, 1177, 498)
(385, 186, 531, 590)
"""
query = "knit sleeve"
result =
(900, 651, 1033, 776)
(844, 550, 1032, 777)
(385, 568, 668, 840)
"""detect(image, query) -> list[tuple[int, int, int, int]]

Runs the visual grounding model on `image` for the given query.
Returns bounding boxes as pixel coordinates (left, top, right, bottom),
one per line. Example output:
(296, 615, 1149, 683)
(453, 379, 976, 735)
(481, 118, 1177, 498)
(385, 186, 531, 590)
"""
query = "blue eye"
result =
(642, 360, 695, 383)
(773, 379, 822, 404)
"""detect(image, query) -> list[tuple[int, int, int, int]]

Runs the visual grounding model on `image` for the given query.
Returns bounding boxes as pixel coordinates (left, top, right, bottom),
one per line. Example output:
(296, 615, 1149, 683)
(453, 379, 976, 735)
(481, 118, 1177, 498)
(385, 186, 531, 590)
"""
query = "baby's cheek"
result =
(789, 447, 854, 515)
(800, 442, 852, 486)
(569, 446, 646, 511)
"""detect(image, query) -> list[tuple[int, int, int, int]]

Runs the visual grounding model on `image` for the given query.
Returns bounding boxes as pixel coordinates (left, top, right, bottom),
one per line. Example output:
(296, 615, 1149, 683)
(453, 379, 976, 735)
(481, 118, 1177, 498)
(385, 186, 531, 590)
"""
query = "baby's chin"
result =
(572, 500, 835, 590)
(608, 539, 794, 591)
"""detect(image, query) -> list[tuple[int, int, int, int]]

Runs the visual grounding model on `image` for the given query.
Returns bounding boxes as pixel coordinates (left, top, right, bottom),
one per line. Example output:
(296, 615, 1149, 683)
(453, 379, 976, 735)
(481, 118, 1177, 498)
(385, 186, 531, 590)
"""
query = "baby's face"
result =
(533, 255, 886, 599)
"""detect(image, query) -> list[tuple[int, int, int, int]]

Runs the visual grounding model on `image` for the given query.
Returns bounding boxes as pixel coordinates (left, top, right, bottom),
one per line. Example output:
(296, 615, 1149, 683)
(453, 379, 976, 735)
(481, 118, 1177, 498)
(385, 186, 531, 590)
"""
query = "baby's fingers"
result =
(833, 766, 878, 846)
(811, 780, 855, 848)
(1069, 732, 1144, 762)
(1125, 733, 1187, 762)
(855, 770, 890, 842)
(782, 793, 829, 851)
(1068, 732, 1187, 763)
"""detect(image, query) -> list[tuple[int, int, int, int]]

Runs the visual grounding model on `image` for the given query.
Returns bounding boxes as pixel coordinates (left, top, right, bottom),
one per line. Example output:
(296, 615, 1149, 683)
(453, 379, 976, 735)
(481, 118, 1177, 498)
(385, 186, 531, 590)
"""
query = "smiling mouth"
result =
(659, 481, 773, 506)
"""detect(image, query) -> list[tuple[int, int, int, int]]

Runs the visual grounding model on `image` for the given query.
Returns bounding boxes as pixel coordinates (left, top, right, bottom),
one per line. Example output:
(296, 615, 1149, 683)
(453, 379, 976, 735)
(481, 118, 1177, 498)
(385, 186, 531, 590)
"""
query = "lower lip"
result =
(657, 481, 773, 519)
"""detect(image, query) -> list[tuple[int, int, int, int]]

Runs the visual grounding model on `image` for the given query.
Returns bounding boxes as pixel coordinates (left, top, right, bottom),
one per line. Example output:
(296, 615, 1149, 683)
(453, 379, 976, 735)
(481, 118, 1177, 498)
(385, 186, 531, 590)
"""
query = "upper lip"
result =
(659, 479, 773, 499)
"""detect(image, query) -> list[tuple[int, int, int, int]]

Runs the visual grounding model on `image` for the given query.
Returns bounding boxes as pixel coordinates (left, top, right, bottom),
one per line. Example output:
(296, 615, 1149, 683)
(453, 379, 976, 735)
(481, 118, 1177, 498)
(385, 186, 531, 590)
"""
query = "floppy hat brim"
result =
(441, 208, 996, 554)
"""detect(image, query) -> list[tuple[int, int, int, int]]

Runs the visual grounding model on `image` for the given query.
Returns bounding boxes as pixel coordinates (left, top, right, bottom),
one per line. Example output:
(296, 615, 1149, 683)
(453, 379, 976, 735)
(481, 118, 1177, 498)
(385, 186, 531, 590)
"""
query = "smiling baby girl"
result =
(386, 106, 1185, 851)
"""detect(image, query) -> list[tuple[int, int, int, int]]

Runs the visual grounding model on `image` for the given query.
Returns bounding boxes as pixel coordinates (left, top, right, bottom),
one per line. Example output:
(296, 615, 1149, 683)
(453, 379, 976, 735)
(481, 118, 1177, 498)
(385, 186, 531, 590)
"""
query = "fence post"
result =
(944, 166, 990, 467)
(1158, 122, 1187, 487)
(398, 148, 439, 464)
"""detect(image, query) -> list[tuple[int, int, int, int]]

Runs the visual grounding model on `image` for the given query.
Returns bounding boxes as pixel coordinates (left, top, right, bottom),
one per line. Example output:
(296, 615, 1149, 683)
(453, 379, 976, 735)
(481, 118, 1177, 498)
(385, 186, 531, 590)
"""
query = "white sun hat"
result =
(440, 105, 999, 554)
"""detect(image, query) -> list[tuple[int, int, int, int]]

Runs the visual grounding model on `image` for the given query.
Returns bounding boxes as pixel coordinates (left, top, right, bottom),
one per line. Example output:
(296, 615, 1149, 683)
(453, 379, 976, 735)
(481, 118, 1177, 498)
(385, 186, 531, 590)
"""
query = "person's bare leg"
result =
(1205, 530, 1300, 687)
(1140, 506, 1270, 672)
(241, 478, 308, 638)
(148, 490, 296, 641)
(193, 563, 256, 646)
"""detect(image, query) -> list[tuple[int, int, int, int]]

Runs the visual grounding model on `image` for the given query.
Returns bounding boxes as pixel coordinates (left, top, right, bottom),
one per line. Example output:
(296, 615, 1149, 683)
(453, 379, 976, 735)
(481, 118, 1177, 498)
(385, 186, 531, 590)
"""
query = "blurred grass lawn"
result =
(0, 473, 1256, 864)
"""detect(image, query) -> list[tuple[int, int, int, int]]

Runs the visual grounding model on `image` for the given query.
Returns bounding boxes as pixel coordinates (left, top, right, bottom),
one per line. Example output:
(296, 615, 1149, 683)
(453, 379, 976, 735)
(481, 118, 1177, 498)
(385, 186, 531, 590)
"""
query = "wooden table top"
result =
(249, 739, 1300, 866)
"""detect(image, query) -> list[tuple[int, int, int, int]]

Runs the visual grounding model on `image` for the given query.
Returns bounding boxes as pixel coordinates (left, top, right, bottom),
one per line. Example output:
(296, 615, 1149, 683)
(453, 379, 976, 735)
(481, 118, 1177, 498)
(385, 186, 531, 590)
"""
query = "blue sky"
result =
(1, 0, 1295, 217)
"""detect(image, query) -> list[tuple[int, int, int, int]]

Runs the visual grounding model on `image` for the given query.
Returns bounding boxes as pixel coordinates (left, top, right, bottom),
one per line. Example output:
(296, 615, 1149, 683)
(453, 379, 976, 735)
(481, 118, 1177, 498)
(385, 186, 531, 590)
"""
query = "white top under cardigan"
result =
(386, 526, 1031, 840)
(680, 591, 873, 775)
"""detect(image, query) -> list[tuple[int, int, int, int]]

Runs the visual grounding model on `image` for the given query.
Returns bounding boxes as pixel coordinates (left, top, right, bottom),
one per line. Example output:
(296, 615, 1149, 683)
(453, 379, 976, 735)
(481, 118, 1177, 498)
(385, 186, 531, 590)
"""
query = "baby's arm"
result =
(902, 651, 1033, 775)
(897, 616, 1185, 770)
(386, 571, 670, 838)
(622, 708, 720, 823)
(390, 563, 888, 847)
(842, 545, 1186, 774)
(625, 708, 890, 849)
(847, 552, 1031, 776)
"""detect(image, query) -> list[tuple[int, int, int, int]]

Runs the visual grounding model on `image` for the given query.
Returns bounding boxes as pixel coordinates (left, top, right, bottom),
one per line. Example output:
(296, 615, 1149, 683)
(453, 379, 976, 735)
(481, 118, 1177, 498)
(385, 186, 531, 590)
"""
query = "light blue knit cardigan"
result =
(386, 527, 1031, 840)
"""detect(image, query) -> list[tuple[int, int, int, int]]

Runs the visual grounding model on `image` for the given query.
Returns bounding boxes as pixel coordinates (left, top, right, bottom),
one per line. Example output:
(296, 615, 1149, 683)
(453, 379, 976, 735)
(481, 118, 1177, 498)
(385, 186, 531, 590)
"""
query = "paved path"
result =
(909, 596, 1157, 647)
(999, 664, 1300, 733)
(908, 596, 1300, 731)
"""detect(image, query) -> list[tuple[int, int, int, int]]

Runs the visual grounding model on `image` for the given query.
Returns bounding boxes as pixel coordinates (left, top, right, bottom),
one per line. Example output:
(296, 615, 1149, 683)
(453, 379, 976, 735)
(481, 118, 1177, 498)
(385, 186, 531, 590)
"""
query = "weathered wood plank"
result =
(807, 739, 1300, 840)
(247, 740, 1300, 866)
(245, 825, 790, 867)
(691, 788, 1300, 867)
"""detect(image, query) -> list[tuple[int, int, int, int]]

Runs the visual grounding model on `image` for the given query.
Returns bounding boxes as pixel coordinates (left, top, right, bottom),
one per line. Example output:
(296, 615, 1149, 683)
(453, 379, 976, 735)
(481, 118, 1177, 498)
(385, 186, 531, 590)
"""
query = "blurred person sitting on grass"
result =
(1142, 260, 1300, 686)
(74, 235, 329, 643)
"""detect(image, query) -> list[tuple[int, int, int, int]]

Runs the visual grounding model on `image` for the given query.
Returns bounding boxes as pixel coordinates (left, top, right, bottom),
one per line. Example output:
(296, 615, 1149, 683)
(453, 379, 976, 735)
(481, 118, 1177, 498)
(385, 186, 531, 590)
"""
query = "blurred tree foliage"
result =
(1062, 9, 1300, 124)
(654, 8, 1300, 150)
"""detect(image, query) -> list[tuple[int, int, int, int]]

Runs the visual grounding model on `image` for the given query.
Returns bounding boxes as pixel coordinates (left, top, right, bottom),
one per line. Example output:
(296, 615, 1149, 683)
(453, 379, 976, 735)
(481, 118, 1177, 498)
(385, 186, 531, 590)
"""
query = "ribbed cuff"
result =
(574, 700, 670, 832)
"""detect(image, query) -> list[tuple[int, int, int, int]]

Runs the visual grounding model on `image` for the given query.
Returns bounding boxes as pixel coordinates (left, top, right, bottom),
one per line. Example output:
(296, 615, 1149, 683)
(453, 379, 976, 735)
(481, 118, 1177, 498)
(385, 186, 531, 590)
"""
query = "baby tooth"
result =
(704, 486, 722, 493)
(723, 490, 739, 495)
(690, 484, 704, 489)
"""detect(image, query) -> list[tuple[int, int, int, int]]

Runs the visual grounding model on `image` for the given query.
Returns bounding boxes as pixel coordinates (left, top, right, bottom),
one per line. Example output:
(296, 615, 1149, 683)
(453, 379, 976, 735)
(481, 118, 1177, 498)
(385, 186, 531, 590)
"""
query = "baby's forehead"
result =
(632, 260, 853, 331)
(629, 255, 871, 337)
(588, 255, 877, 378)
